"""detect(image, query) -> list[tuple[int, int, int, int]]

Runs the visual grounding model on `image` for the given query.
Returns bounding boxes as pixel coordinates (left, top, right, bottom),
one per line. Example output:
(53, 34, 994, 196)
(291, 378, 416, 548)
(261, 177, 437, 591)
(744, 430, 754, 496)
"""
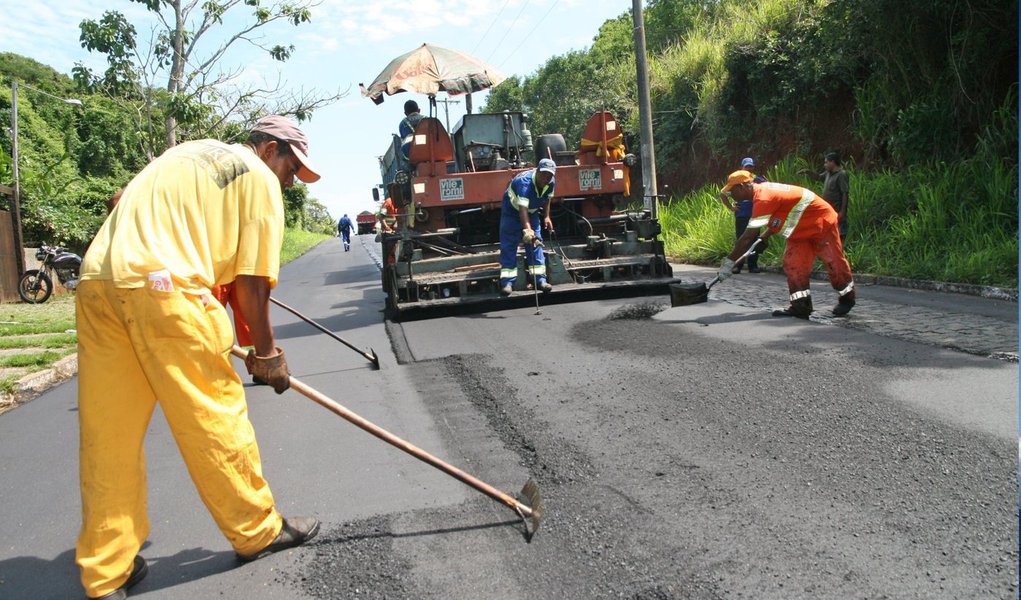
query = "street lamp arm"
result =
(13, 81, 83, 105)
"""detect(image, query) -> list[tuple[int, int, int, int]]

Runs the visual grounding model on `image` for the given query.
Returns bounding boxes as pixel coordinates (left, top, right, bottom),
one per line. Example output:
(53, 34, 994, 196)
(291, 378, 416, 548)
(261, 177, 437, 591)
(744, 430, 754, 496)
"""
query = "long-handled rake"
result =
(232, 345, 545, 540)
(529, 244, 542, 316)
(269, 297, 380, 369)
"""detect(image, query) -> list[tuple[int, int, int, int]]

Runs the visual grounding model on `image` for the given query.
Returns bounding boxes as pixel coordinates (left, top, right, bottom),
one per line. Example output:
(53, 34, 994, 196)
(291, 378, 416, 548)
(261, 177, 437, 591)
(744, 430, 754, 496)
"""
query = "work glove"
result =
(522, 228, 539, 247)
(245, 347, 291, 394)
(717, 258, 735, 281)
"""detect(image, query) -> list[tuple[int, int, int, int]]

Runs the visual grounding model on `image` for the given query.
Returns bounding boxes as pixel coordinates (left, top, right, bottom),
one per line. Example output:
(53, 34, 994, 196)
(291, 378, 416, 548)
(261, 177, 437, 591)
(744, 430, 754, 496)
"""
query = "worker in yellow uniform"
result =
(75, 115, 321, 600)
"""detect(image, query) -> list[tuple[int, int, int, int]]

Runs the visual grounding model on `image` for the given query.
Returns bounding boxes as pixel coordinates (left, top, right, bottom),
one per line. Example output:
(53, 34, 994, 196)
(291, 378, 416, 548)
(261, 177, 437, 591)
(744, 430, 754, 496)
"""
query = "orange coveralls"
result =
(211, 282, 253, 347)
(748, 182, 854, 309)
(378, 196, 399, 265)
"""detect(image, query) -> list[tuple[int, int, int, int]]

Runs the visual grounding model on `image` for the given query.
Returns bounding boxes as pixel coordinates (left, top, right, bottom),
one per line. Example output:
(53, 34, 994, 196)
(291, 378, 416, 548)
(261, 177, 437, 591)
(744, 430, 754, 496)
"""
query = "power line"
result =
(497, 0, 560, 70)
(486, 0, 531, 63)
(471, 0, 512, 56)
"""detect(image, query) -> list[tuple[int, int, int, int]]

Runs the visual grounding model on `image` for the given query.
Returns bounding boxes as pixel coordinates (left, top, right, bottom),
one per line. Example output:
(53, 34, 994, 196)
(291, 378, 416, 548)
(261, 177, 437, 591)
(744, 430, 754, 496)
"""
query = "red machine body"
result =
(374, 110, 673, 319)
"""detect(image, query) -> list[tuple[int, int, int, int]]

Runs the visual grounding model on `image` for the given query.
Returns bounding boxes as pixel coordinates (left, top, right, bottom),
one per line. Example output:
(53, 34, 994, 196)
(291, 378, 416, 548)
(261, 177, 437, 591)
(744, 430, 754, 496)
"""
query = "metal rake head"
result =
(517, 478, 545, 542)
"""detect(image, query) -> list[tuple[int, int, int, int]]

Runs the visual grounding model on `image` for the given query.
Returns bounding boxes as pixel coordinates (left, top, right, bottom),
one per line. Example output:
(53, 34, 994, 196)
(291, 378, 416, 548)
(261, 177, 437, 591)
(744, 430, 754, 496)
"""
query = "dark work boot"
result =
(832, 293, 856, 316)
(88, 555, 148, 599)
(772, 296, 813, 320)
(237, 517, 320, 563)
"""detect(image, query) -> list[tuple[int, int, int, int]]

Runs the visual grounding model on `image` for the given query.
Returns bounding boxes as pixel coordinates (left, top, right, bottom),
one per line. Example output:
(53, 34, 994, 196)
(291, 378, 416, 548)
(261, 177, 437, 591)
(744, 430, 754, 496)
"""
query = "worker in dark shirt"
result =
(800, 151, 850, 240)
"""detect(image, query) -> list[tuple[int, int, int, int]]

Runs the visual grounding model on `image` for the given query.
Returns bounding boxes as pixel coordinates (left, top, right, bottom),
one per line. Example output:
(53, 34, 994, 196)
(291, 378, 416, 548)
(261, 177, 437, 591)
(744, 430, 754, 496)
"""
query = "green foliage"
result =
(486, 76, 525, 114)
(0, 73, 110, 247)
(74, 0, 338, 151)
(303, 198, 338, 236)
(661, 140, 1019, 287)
(1, 48, 338, 250)
(280, 227, 329, 265)
(283, 183, 309, 228)
(0, 350, 72, 368)
(0, 333, 78, 349)
(483, 0, 1017, 286)
(76, 11, 139, 94)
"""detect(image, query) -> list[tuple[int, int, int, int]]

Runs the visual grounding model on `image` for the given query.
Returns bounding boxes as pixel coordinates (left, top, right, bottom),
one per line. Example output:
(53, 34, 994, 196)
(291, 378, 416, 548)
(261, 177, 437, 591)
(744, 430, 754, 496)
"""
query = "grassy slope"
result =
(660, 155, 1019, 288)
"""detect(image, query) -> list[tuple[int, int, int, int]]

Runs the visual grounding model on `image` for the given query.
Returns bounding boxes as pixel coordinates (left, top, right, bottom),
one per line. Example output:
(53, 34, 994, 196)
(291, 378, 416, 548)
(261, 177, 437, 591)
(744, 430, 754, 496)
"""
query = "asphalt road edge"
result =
(2, 261, 1015, 415)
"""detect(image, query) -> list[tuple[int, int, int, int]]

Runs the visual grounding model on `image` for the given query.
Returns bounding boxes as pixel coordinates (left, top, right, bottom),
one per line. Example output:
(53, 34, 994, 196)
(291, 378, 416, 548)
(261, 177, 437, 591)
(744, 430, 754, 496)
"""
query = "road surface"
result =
(0, 235, 1016, 599)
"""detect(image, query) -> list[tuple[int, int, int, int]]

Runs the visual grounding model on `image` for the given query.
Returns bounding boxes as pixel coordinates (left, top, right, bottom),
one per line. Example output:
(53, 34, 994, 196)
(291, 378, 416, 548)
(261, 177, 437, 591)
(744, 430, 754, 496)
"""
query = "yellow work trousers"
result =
(75, 280, 282, 598)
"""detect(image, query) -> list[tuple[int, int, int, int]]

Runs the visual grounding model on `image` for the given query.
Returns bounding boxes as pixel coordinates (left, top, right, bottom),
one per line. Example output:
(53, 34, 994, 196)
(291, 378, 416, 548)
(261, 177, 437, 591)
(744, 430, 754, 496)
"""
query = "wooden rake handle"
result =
(231, 345, 534, 518)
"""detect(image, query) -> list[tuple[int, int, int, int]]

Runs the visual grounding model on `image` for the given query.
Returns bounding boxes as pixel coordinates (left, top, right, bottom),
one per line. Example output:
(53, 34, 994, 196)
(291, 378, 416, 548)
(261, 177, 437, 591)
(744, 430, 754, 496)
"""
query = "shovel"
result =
(232, 345, 545, 541)
(670, 238, 765, 307)
(269, 297, 380, 369)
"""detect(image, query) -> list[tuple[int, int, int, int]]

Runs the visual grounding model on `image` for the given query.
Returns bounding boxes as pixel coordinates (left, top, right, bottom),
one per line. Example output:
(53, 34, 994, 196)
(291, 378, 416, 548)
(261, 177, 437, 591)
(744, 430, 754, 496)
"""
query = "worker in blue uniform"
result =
(399, 100, 425, 160)
(337, 214, 354, 251)
(499, 158, 557, 296)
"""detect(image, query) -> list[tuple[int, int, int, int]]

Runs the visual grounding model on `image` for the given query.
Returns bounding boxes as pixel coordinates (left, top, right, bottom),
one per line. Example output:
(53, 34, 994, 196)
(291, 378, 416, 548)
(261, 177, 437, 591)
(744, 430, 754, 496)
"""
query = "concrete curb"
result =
(0, 353, 78, 414)
(842, 272, 1018, 302)
(676, 260, 1019, 303)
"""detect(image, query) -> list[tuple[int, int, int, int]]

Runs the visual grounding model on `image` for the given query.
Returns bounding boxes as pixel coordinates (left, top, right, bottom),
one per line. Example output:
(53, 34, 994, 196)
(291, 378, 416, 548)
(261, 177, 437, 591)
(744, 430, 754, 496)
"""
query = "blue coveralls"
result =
(499, 169, 555, 288)
(338, 215, 353, 250)
(399, 112, 425, 159)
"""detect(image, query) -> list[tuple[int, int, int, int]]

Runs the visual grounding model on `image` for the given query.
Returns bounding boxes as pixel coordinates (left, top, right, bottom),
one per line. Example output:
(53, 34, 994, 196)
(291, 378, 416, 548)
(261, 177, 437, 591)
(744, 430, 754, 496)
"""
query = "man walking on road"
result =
(499, 158, 556, 296)
(338, 213, 354, 251)
(716, 170, 855, 318)
(75, 115, 321, 599)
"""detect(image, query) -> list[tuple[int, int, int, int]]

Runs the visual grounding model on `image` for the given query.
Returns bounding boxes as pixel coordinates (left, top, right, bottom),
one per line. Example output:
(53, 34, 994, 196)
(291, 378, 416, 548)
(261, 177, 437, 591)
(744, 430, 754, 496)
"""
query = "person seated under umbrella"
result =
(399, 100, 425, 160)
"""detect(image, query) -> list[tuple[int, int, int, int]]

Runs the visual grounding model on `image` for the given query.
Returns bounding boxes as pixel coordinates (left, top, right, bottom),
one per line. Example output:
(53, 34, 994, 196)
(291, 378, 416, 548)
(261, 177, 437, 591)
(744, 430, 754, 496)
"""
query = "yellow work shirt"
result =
(81, 140, 285, 293)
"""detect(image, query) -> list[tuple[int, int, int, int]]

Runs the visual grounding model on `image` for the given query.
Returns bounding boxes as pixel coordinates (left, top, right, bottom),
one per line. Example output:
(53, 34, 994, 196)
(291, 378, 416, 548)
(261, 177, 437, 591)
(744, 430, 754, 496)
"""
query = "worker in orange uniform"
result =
(377, 194, 398, 233)
(716, 170, 855, 318)
(74, 115, 321, 600)
(377, 183, 401, 265)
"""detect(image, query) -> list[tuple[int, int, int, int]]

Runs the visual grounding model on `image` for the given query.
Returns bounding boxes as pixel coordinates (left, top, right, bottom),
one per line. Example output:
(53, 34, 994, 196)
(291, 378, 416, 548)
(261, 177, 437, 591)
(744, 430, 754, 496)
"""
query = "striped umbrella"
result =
(359, 43, 506, 104)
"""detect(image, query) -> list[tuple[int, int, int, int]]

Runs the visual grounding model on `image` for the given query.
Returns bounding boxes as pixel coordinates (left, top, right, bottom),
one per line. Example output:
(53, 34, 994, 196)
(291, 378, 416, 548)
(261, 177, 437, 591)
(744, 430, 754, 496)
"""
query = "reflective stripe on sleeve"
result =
(748, 215, 771, 228)
(790, 289, 811, 301)
(507, 182, 529, 210)
(780, 188, 815, 238)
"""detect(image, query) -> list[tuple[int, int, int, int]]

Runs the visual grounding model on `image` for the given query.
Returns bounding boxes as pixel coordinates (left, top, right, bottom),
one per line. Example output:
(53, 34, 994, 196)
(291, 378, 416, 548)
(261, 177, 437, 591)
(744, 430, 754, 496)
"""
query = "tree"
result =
(74, 0, 346, 160)
(302, 197, 335, 235)
(282, 182, 308, 228)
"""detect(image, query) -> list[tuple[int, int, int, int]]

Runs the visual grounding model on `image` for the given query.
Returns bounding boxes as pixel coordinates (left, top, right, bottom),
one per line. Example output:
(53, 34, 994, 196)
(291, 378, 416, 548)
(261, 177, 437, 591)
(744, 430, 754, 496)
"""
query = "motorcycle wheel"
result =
(18, 270, 53, 304)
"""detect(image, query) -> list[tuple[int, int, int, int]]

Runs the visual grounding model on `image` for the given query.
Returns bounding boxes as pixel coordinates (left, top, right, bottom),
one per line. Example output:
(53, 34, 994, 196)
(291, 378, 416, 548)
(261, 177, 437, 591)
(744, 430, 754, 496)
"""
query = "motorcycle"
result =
(18, 244, 82, 303)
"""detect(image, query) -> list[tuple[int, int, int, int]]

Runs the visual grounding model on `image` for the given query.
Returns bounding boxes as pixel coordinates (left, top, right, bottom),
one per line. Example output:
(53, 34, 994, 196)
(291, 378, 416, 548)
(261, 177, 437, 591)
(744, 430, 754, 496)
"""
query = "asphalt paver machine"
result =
(374, 110, 676, 320)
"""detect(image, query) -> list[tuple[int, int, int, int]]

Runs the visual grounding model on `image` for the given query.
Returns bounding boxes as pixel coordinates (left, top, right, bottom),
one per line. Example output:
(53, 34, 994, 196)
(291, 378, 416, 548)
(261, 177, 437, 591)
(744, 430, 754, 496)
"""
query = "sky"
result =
(0, 0, 634, 221)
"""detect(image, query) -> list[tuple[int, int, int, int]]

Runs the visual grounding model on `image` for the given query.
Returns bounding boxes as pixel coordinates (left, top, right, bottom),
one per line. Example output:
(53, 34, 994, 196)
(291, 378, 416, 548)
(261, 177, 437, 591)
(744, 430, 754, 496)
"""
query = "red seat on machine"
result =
(408, 117, 454, 165)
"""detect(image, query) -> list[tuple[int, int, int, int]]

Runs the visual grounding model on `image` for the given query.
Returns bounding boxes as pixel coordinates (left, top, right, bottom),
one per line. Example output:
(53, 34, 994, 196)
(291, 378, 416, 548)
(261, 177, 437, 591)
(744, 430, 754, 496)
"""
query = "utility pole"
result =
(631, 0, 658, 218)
(10, 82, 23, 278)
(435, 98, 461, 131)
